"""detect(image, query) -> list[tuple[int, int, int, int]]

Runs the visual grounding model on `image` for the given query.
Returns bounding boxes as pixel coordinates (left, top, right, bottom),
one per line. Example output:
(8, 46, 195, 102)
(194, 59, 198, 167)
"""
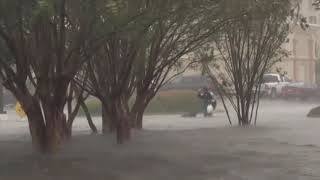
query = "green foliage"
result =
(33, 0, 54, 19)
(145, 91, 202, 114)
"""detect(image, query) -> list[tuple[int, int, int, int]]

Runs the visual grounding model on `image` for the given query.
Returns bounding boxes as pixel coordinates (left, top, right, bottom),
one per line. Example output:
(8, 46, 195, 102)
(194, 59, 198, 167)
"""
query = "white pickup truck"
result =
(260, 73, 292, 98)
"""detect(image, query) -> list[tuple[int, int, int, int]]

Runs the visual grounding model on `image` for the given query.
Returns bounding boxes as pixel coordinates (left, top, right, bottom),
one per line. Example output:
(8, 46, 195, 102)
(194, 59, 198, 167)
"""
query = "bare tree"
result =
(203, 0, 297, 126)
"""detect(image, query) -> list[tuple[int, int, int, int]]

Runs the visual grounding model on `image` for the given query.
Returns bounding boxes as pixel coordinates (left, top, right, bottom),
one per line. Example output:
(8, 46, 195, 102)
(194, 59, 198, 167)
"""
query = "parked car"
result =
(281, 83, 320, 100)
(260, 73, 292, 98)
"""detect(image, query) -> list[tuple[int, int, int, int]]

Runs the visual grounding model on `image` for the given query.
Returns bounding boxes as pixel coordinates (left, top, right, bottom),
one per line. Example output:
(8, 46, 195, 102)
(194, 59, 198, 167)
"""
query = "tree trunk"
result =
(102, 103, 115, 134)
(102, 104, 108, 134)
(44, 109, 68, 153)
(26, 106, 47, 153)
(65, 103, 81, 139)
(135, 109, 144, 130)
(0, 80, 5, 114)
(239, 115, 250, 126)
(65, 125, 72, 140)
(22, 98, 67, 153)
(115, 112, 131, 144)
(131, 93, 149, 130)
(132, 103, 146, 130)
(80, 101, 98, 134)
(114, 100, 131, 144)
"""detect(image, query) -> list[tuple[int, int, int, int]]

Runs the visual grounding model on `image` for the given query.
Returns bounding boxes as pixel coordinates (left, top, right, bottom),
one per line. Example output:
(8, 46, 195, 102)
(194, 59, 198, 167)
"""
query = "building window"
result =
(293, 39, 298, 57)
(309, 16, 317, 24)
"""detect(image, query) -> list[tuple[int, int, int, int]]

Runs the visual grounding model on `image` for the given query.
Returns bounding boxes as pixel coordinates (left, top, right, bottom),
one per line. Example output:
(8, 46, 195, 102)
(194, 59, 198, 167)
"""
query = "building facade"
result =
(180, 0, 320, 85)
(275, 0, 320, 84)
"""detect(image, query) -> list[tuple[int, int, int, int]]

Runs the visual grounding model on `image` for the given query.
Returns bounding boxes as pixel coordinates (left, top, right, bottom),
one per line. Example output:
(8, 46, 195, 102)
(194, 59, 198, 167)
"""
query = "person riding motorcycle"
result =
(198, 87, 217, 117)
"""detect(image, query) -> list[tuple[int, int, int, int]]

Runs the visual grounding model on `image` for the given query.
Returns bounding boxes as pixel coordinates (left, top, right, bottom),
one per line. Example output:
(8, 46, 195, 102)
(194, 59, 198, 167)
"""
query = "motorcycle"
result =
(182, 88, 217, 118)
(205, 99, 217, 117)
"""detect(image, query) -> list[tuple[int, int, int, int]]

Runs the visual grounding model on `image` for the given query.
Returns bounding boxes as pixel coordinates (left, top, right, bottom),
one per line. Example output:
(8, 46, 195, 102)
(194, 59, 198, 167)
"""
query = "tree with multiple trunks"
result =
(0, 0, 105, 152)
(74, 0, 156, 143)
(130, 0, 235, 129)
(202, 0, 301, 126)
(78, 0, 236, 139)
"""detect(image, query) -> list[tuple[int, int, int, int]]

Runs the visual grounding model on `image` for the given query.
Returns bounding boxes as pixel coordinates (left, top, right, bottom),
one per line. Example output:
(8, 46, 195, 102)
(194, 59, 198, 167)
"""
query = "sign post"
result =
(15, 102, 25, 119)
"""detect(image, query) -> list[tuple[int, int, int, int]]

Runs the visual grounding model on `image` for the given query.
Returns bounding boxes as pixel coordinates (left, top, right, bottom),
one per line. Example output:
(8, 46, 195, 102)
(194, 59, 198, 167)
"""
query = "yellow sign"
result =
(15, 102, 26, 119)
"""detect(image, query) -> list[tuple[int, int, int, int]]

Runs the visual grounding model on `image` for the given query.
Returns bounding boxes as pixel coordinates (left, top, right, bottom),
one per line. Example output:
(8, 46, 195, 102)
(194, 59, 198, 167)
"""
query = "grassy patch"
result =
(145, 90, 202, 114)
(78, 90, 202, 116)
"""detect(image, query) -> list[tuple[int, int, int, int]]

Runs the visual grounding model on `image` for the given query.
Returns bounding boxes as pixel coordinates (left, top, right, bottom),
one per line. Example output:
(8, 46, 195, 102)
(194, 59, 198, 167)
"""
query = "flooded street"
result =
(0, 100, 320, 180)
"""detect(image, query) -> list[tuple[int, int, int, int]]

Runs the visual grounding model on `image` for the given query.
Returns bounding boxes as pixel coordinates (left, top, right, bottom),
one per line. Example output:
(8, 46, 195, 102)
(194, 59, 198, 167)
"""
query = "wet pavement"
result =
(0, 100, 320, 180)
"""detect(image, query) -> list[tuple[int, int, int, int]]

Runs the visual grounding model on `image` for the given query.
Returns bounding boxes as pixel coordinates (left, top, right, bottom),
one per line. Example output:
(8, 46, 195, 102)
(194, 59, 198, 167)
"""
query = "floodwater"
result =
(0, 100, 320, 180)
